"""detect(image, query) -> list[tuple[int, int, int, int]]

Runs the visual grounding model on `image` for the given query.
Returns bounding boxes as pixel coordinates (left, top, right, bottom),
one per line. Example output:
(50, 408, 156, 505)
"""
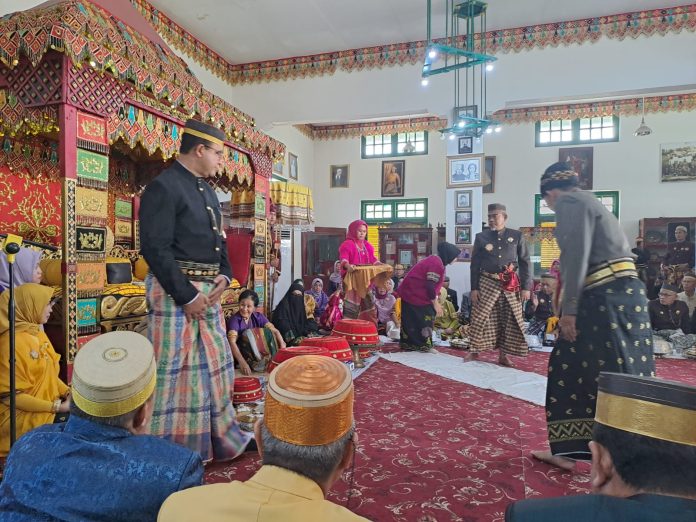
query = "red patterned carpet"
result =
(205, 351, 696, 521)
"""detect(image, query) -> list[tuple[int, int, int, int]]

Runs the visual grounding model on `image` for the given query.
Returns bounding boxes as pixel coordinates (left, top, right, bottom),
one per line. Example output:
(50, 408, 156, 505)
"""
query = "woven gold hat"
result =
(264, 355, 353, 446)
(72, 332, 157, 418)
(595, 372, 696, 447)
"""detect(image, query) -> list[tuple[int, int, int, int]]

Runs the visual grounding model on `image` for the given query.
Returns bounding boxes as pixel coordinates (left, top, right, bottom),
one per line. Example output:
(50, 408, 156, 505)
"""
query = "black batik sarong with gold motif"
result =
(400, 301, 435, 352)
(546, 276, 655, 459)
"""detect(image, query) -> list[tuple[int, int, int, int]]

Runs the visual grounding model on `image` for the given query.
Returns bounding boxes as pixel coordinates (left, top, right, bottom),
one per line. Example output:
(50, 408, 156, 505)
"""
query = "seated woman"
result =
(374, 279, 397, 335)
(327, 260, 343, 295)
(305, 278, 329, 318)
(648, 282, 695, 355)
(0, 283, 69, 455)
(272, 282, 318, 345)
(434, 287, 462, 339)
(525, 273, 557, 338)
(320, 291, 343, 332)
(0, 247, 43, 294)
(398, 242, 460, 353)
(227, 289, 285, 375)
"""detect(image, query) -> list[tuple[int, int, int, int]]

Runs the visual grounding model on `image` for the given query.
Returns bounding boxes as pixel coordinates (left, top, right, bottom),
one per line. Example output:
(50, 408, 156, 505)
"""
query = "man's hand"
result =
(183, 293, 209, 322)
(58, 396, 71, 413)
(520, 289, 531, 301)
(558, 314, 577, 342)
(470, 289, 480, 306)
(207, 275, 229, 305)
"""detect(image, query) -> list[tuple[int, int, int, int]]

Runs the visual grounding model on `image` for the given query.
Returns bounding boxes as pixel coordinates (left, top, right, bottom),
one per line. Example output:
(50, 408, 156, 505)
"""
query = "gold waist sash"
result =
(343, 264, 393, 300)
(584, 258, 637, 289)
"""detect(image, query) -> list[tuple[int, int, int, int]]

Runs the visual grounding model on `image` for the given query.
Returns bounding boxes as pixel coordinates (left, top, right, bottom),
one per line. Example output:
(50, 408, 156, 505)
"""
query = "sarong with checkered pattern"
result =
(146, 275, 252, 462)
(469, 274, 528, 356)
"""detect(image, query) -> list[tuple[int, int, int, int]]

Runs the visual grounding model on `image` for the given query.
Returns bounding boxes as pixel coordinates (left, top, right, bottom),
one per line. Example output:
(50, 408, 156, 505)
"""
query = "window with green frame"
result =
(535, 116, 619, 147)
(361, 198, 428, 225)
(534, 191, 620, 225)
(361, 132, 428, 159)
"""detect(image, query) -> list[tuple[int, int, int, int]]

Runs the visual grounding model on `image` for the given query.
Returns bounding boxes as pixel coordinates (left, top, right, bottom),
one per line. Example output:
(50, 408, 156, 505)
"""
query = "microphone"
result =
(4, 242, 20, 255)
(0, 234, 58, 252)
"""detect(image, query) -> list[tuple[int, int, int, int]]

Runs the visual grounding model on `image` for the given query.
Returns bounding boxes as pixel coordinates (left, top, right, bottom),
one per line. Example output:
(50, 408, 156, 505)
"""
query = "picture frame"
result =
(559, 146, 593, 190)
(330, 164, 349, 188)
(455, 226, 472, 245)
(272, 157, 284, 177)
(660, 141, 696, 182)
(455, 190, 472, 209)
(447, 154, 483, 188)
(483, 156, 496, 194)
(381, 160, 405, 197)
(399, 250, 413, 266)
(452, 104, 478, 124)
(458, 136, 473, 154)
(456, 246, 473, 263)
(455, 210, 472, 225)
(288, 152, 298, 180)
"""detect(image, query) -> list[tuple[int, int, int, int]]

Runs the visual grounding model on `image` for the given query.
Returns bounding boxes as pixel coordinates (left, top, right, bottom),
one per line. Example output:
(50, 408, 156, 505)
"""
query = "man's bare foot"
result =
(462, 352, 479, 362)
(498, 353, 515, 368)
(531, 450, 576, 471)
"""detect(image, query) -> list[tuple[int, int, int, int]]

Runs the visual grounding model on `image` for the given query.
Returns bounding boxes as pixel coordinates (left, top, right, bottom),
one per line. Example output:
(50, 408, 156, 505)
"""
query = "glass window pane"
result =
(383, 144, 392, 155)
(562, 120, 572, 129)
(579, 129, 590, 141)
(551, 120, 561, 131)
(602, 116, 613, 126)
(579, 118, 590, 129)
(539, 132, 550, 144)
(416, 142, 425, 152)
(561, 130, 573, 141)
(397, 133, 406, 142)
(551, 131, 561, 142)
(602, 128, 614, 139)
(397, 143, 405, 153)
(591, 128, 602, 140)
(365, 136, 374, 145)
(365, 145, 374, 155)
(591, 117, 601, 127)
(540, 121, 550, 131)
(416, 131, 425, 140)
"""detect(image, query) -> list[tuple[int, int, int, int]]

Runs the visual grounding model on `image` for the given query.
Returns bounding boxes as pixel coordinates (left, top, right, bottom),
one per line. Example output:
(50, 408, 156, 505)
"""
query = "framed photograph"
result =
(455, 226, 471, 245)
(455, 190, 472, 209)
(330, 164, 349, 188)
(272, 157, 284, 176)
(455, 210, 472, 225)
(453, 104, 478, 124)
(458, 136, 473, 154)
(456, 246, 472, 262)
(559, 147, 593, 190)
(381, 160, 405, 197)
(660, 142, 696, 182)
(399, 250, 413, 266)
(447, 154, 483, 188)
(483, 156, 496, 194)
(288, 152, 298, 180)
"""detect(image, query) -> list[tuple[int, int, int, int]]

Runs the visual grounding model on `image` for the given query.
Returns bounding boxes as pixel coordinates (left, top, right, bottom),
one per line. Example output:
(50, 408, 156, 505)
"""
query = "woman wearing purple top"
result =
(305, 278, 329, 318)
(226, 289, 285, 375)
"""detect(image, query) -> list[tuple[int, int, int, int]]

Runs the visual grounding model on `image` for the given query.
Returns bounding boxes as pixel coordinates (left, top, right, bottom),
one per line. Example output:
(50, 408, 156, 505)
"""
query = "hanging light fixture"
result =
(422, 0, 498, 138)
(402, 116, 417, 153)
(634, 97, 652, 137)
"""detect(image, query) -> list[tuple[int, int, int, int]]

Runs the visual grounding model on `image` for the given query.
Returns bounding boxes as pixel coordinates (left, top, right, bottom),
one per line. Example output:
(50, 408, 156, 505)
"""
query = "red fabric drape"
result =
(226, 229, 253, 286)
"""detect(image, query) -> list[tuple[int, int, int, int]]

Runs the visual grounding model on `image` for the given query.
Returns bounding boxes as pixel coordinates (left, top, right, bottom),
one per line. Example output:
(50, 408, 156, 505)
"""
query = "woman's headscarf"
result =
(0, 248, 41, 291)
(346, 220, 368, 246)
(0, 283, 54, 336)
(329, 260, 342, 286)
(272, 282, 310, 339)
(307, 278, 324, 300)
(437, 242, 461, 266)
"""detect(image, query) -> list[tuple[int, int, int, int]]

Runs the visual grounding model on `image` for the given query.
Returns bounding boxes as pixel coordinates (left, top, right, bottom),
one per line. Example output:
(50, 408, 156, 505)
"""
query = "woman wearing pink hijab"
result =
(338, 220, 380, 320)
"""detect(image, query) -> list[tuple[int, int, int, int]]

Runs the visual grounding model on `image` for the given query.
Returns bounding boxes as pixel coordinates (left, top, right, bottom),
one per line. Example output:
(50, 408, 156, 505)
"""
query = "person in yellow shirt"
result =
(158, 355, 369, 522)
(0, 283, 69, 455)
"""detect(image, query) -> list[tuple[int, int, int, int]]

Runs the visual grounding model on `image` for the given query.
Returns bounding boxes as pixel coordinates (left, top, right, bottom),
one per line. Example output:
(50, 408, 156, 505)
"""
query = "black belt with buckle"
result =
(176, 260, 219, 281)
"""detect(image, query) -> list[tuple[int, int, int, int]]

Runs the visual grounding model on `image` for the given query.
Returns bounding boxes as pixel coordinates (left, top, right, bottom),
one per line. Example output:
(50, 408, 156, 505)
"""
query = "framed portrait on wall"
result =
(447, 154, 483, 188)
(559, 147, 593, 190)
(455, 189, 472, 209)
(456, 246, 472, 262)
(660, 142, 696, 182)
(455, 226, 471, 245)
(455, 210, 472, 225)
(288, 152, 298, 180)
(330, 164, 349, 188)
(381, 160, 405, 197)
(272, 156, 284, 177)
(483, 156, 496, 194)
(458, 136, 473, 154)
(453, 104, 478, 124)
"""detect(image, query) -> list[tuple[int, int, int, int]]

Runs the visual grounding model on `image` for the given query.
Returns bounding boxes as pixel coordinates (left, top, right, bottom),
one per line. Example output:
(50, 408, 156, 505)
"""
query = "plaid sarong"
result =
(469, 274, 528, 356)
(146, 275, 252, 462)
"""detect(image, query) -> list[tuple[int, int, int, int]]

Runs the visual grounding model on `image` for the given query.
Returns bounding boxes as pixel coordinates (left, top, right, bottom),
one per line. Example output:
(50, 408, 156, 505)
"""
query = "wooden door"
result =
(301, 227, 345, 288)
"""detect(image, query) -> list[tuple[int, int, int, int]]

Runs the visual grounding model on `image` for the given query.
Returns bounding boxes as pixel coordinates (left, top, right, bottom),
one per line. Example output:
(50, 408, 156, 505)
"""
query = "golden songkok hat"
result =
(72, 332, 157, 418)
(264, 354, 354, 446)
(182, 118, 226, 146)
(595, 372, 696, 447)
(540, 161, 579, 195)
(487, 203, 506, 214)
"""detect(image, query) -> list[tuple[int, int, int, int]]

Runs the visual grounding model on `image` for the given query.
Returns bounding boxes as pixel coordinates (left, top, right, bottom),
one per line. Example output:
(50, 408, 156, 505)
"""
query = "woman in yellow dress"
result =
(0, 283, 69, 455)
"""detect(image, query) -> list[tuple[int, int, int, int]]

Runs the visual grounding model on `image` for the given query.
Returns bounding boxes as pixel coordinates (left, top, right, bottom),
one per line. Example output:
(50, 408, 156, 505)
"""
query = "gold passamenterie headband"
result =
(182, 127, 224, 146)
(264, 355, 354, 446)
(72, 370, 156, 418)
(595, 390, 696, 447)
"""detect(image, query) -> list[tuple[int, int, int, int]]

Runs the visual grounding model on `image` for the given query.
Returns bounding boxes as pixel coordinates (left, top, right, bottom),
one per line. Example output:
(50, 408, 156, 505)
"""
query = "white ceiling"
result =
(147, 0, 677, 64)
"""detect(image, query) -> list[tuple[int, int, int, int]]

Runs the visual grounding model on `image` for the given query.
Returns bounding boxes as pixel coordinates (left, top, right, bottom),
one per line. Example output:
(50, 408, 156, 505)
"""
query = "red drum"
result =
(266, 345, 332, 374)
(332, 318, 380, 348)
(233, 376, 263, 404)
(302, 336, 353, 363)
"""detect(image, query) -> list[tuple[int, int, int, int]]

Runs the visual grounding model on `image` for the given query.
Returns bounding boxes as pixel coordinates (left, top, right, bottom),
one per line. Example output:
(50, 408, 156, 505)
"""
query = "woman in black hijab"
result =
(271, 282, 315, 345)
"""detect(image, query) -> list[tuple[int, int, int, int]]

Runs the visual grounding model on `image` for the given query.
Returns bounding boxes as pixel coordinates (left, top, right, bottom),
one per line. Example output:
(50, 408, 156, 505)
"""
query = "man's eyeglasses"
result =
(203, 145, 224, 158)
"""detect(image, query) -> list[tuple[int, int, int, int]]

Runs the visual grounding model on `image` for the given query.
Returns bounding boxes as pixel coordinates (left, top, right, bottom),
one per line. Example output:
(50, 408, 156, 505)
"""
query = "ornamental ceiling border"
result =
(131, 1, 696, 85)
(295, 116, 449, 140)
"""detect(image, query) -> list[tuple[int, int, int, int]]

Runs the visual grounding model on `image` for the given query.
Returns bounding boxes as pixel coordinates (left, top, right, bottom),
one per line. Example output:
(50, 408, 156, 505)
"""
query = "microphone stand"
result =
(3, 238, 21, 449)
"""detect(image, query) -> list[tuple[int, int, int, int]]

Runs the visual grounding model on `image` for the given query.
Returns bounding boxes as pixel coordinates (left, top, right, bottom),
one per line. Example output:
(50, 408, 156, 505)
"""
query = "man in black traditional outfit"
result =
(531, 162, 654, 470)
(139, 119, 251, 462)
(507, 372, 696, 521)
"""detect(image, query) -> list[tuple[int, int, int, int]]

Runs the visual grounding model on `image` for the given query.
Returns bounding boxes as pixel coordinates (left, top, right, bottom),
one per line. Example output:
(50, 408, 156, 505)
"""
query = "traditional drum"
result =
(232, 376, 263, 405)
(266, 345, 332, 373)
(332, 318, 380, 348)
(302, 336, 353, 362)
(652, 336, 672, 357)
(237, 327, 279, 373)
